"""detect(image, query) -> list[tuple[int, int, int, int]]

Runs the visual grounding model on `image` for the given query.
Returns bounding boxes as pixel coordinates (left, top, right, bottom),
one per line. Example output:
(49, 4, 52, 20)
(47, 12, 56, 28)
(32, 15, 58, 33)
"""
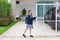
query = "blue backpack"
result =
(25, 17, 28, 24)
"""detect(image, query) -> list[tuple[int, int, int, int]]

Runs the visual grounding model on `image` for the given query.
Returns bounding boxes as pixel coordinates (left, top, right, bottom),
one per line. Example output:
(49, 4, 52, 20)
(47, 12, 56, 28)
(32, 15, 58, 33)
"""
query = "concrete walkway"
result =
(0, 21, 60, 40)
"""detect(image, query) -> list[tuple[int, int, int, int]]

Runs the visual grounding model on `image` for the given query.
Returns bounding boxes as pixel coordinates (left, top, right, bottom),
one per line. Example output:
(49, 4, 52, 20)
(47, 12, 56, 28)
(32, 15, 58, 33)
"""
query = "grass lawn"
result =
(0, 21, 18, 35)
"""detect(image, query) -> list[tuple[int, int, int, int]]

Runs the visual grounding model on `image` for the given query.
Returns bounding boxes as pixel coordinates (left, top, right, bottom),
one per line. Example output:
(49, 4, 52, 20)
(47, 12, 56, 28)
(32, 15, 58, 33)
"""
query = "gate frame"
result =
(36, 2, 60, 31)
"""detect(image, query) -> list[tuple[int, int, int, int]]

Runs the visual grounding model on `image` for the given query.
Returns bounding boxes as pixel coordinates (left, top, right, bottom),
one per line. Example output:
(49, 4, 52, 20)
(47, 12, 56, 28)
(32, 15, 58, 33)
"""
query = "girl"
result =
(23, 10, 36, 38)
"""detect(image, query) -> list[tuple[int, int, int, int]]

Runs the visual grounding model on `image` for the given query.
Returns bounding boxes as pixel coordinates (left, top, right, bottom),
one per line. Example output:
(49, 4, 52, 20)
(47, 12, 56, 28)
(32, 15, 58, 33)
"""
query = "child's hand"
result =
(31, 17, 36, 20)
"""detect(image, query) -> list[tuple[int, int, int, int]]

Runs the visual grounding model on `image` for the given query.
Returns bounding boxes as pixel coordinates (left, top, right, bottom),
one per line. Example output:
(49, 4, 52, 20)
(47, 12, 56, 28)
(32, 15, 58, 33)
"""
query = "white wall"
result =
(16, 1, 37, 17)
(11, 0, 58, 18)
(15, 0, 58, 18)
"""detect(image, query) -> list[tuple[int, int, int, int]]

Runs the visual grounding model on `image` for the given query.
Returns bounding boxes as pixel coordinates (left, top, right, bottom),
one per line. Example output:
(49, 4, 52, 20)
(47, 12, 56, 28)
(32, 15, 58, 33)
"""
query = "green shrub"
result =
(7, 16, 14, 22)
(19, 8, 26, 20)
(0, 17, 14, 26)
(0, 0, 13, 26)
(0, 18, 10, 26)
(0, 0, 12, 18)
(21, 8, 26, 17)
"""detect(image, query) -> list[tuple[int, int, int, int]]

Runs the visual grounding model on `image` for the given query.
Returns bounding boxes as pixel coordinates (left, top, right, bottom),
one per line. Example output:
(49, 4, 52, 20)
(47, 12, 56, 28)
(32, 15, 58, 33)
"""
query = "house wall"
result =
(10, 0, 59, 19)
(17, 2, 36, 17)
(16, 0, 37, 18)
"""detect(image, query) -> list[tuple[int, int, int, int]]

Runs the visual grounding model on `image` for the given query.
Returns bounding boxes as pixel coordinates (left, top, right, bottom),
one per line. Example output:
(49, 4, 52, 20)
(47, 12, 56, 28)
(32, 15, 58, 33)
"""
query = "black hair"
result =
(28, 10, 31, 12)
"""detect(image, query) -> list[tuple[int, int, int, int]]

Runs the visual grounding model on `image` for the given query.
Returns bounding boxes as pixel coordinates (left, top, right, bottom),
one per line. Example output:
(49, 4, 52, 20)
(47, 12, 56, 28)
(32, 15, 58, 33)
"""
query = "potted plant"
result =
(21, 8, 26, 17)
(20, 8, 27, 20)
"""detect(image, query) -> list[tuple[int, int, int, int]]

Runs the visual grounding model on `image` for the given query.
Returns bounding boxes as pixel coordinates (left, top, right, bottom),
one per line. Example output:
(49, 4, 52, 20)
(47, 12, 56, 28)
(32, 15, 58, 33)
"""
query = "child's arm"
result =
(28, 15, 36, 20)
(31, 17, 36, 20)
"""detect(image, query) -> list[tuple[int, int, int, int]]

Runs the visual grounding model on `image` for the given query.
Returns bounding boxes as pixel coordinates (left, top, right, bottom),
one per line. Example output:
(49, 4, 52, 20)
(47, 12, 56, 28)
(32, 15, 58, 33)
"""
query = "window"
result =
(16, 1, 20, 4)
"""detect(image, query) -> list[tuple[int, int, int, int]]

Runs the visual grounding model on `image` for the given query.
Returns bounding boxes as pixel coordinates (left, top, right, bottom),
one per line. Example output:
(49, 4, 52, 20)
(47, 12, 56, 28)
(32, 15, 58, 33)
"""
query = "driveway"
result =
(0, 21, 60, 40)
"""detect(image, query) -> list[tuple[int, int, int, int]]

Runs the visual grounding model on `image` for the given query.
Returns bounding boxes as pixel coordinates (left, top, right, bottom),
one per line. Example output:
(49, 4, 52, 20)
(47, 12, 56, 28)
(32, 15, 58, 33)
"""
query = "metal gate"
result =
(36, 2, 60, 31)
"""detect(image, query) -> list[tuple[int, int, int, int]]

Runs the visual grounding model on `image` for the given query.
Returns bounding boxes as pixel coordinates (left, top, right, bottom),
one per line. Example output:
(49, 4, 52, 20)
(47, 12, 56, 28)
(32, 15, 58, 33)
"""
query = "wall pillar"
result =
(10, 0, 16, 21)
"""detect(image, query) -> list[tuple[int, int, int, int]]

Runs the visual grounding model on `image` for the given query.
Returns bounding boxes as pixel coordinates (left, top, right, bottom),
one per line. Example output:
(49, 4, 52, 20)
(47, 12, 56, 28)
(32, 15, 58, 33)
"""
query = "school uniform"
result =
(25, 14, 36, 29)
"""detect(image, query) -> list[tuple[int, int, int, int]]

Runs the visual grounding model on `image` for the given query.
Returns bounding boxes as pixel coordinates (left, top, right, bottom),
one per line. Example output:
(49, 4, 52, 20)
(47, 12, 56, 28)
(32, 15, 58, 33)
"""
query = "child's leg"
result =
(29, 25, 33, 35)
(23, 28, 28, 37)
(29, 28, 33, 37)
(30, 28, 32, 34)
(24, 28, 28, 34)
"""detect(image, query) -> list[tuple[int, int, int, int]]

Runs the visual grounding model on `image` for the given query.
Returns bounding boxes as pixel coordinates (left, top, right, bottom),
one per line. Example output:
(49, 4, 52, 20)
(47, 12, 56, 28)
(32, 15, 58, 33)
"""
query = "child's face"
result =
(28, 10, 32, 14)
